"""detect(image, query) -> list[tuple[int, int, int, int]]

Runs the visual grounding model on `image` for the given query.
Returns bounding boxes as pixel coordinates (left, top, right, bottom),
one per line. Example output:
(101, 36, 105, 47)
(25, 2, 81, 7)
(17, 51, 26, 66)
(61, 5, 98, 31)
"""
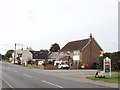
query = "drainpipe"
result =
(90, 33, 92, 68)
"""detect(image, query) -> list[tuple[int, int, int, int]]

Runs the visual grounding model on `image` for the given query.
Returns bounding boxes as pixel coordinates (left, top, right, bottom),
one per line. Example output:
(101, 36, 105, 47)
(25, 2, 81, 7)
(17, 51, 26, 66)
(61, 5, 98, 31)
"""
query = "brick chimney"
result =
(90, 33, 92, 40)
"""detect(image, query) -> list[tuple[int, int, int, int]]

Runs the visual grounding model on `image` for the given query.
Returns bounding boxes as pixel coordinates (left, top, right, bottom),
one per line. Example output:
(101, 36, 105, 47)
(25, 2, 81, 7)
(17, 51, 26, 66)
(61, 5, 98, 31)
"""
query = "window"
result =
(73, 50, 80, 55)
(66, 51, 70, 56)
(60, 52, 64, 56)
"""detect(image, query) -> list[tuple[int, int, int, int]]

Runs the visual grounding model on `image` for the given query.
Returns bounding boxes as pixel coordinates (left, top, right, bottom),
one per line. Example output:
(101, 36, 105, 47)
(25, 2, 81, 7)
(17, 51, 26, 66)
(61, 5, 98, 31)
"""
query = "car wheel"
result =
(66, 67, 69, 70)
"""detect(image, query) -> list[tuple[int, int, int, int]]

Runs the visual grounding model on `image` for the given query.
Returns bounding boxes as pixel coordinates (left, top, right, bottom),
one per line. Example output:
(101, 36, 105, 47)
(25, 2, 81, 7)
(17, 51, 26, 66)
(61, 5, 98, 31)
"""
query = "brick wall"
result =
(81, 38, 102, 68)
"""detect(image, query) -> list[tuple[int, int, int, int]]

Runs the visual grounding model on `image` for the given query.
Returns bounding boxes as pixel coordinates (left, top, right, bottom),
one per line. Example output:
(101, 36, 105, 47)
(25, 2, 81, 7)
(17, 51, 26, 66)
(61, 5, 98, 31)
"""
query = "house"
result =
(0, 54, 2, 60)
(12, 49, 24, 64)
(60, 34, 103, 69)
(59, 56, 73, 64)
(12, 48, 48, 65)
(30, 51, 48, 61)
(47, 52, 60, 65)
(48, 52, 59, 61)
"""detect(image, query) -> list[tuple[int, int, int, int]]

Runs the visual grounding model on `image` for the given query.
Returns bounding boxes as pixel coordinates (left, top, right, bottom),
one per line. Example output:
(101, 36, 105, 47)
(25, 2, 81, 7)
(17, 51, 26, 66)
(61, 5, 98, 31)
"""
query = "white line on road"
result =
(42, 80, 64, 88)
(23, 73, 32, 78)
(2, 78, 13, 89)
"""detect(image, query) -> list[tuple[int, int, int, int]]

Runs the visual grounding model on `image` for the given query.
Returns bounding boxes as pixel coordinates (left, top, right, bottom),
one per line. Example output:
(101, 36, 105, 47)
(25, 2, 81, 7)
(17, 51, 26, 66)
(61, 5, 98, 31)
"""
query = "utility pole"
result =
(14, 43, 24, 64)
(14, 43, 16, 64)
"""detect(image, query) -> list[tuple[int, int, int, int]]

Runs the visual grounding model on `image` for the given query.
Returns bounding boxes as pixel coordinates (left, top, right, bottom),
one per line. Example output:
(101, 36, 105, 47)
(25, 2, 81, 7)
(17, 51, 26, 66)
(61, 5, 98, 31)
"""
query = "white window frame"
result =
(73, 50, 80, 55)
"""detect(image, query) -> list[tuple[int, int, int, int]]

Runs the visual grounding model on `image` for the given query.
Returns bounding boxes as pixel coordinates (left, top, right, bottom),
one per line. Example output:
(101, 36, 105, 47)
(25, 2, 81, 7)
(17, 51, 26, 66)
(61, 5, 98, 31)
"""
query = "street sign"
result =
(103, 57, 111, 76)
(73, 55, 79, 61)
(100, 51, 104, 57)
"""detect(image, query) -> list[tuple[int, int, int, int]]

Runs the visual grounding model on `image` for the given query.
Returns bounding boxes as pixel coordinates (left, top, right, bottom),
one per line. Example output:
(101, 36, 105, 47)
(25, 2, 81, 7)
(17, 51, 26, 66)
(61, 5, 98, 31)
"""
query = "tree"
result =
(40, 49, 48, 52)
(49, 43, 60, 52)
(4, 50, 14, 59)
(99, 51, 120, 71)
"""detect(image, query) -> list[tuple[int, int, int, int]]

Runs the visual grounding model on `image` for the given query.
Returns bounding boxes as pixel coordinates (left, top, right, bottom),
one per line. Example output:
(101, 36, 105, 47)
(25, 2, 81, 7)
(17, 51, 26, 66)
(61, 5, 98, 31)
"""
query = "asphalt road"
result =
(1, 61, 112, 89)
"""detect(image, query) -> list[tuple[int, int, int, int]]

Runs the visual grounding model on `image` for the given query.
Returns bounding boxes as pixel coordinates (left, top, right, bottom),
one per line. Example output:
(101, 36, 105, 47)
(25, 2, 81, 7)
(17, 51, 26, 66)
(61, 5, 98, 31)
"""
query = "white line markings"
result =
(42, 80, 64, 88)
(23, 73, 32, 78)
(2, 78, 13, 89)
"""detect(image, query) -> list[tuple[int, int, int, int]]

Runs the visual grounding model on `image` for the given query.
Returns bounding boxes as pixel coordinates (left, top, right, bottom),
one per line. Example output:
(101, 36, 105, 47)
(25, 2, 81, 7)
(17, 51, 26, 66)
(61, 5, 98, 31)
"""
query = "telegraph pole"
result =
(14, 43, 16, 64)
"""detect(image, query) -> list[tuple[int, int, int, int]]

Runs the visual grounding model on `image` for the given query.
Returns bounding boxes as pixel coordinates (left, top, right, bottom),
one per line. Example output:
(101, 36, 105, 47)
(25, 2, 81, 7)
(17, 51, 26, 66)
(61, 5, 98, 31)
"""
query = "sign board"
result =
(100, 51, 104, 57)
(73, 55, 80, 61)
(103, 57, 111, 76)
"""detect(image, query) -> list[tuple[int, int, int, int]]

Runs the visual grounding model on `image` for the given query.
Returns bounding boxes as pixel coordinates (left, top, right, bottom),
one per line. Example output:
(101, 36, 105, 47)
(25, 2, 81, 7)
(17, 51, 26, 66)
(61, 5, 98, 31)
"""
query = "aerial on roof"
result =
(60, 38, 90, 52)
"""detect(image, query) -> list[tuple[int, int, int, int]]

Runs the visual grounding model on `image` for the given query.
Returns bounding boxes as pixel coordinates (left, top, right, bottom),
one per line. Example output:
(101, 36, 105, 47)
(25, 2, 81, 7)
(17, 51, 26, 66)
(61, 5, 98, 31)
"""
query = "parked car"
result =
(58, 63, 69, 69)
(38, 61, 44, 65)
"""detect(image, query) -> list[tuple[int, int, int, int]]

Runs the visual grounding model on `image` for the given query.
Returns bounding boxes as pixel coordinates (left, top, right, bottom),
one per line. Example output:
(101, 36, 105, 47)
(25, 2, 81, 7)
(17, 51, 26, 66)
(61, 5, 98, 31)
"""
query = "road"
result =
(1, 61, 116, 89)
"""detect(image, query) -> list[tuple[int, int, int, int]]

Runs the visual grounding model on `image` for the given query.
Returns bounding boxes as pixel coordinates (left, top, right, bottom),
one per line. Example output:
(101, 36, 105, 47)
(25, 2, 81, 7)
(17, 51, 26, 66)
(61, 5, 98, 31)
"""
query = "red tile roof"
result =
(60, 38, 90, 51)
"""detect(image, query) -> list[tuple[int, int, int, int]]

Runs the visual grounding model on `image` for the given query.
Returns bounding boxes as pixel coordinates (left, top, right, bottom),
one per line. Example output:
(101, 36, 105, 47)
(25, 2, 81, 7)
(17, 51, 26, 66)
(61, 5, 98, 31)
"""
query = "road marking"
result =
(42, 80, 64, 88)
(23, 73, 32, 78)
(2, 78, 13, 89)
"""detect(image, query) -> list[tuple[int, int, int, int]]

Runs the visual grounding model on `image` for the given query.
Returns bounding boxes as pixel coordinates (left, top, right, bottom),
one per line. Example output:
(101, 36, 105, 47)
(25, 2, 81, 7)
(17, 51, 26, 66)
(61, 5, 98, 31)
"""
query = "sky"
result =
(0, 0, 118, 54)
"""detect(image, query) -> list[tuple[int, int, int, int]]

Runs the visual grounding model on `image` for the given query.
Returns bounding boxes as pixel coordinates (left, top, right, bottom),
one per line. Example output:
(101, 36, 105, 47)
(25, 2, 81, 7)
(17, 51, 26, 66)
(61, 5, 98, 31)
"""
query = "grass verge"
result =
(86, 74, 120, 83)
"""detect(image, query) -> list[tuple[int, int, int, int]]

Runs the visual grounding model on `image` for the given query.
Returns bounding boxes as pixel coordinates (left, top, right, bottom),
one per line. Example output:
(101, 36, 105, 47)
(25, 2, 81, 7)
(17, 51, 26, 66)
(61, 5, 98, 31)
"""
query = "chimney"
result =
(90, 33, 92, 40)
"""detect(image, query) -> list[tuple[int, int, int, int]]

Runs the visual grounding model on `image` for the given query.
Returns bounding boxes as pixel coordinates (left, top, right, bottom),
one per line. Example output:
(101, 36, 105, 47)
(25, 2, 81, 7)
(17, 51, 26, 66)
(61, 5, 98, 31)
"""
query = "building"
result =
(60, 34, 103, 69)
(0, 54, 2, 60)
(12, 48, 48, 65)
(48, 52, 59, 61)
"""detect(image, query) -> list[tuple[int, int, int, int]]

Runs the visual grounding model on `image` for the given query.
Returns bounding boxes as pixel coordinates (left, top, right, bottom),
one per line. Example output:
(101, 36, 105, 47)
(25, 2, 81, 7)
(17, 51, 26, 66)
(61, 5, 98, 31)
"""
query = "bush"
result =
(99, 51, 120, 71)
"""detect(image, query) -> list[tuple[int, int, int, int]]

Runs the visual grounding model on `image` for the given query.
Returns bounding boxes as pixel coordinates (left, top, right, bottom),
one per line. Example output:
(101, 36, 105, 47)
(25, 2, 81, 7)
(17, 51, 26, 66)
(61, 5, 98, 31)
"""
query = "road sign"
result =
(103, 57, 111, 76)
(73, 55, 80, 61)
(100, 51, 104, 57)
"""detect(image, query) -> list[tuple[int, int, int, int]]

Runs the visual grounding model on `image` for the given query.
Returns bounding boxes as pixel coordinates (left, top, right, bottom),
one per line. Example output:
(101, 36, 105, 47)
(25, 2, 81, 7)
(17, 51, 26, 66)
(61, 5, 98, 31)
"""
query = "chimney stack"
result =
(90, 33, 92, 39)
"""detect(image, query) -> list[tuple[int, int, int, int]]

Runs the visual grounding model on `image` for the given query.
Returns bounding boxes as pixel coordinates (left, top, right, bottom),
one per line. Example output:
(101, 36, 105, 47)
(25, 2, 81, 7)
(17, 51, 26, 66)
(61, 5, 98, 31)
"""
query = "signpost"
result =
(103, 57, 111, 76)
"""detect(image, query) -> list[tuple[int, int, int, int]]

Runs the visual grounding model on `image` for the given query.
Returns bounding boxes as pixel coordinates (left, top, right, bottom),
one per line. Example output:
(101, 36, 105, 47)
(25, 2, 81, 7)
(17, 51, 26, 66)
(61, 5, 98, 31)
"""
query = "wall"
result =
(22, 50, 32, 62)
(81, 38, 102, 68)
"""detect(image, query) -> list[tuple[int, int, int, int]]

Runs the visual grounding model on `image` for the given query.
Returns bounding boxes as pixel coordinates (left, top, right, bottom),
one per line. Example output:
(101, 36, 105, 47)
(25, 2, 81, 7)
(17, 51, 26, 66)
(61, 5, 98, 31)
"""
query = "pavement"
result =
(1, 61, 119, 89)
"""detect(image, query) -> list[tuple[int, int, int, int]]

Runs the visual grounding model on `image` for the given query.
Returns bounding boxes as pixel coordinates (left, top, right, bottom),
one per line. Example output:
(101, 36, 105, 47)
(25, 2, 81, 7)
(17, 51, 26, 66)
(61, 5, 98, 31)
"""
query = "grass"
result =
(86, 74, 120, 83)
(20, 65, 29, 67)
(20, 65, 33, 69)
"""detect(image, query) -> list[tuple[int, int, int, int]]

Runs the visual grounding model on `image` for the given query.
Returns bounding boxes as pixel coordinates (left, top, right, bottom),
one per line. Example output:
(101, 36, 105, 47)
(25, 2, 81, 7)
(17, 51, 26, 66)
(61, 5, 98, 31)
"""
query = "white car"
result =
(38, 61, 44, 65)
(58, 63, 69, 69)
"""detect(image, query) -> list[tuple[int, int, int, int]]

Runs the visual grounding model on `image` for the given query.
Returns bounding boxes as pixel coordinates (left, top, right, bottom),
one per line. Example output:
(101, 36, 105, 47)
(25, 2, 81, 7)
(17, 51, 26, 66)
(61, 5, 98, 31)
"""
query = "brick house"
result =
(60, 34, 103, 69)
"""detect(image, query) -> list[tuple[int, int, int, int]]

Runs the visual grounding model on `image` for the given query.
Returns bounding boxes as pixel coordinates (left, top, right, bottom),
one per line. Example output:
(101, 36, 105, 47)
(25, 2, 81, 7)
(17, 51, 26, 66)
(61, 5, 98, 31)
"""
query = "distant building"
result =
(0, 54, 2, 60)
(48, 52, 59, 61)
(60, 34, 103, 69)
(12, 48, 48, 65)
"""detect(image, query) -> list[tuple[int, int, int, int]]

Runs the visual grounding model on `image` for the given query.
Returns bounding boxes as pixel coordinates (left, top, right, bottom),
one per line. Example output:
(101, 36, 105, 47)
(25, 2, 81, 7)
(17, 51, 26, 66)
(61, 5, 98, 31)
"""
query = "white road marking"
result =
(23, 73, 32, 78)
(42, 80, 64, 88)
(2, 78, 13, 89)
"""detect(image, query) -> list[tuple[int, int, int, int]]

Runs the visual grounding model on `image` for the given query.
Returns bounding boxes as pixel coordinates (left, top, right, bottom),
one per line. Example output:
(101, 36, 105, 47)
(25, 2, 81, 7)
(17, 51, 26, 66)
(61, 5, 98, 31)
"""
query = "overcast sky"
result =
(0, 0, 118, 54)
